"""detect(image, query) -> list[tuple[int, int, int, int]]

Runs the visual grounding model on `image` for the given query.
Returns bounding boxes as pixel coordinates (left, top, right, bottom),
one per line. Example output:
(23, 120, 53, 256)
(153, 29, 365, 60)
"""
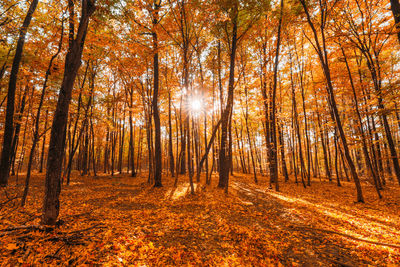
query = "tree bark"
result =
(391, 0, 400, 43)
(21, 20, 64, 206)
(300, 0, 364, 202)
(269, 0, 284, 191)
(39, 109, 49, 173)
(218, 3, 238, 193)
(0, 0, 38, 186)
(42, 0, 96, 225)
(168, 91, 175, 177)
(152, 1, 162, 187)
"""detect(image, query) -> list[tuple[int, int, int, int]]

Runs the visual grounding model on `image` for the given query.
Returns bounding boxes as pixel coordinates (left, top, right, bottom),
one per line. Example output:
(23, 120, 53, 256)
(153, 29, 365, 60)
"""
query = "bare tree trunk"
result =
(42, 0, 96, 225)
(269, 0, 284, 191)
(10, 85, 29, 176)
(39, 109, 49, 173)
(21, 21, 64, 206)
(129, 88, 136, 177)
(218, 4, 238, 193)
(90, 113, 96, 176)
(278, 124, 289, 182)
(118, 112, 125, 174)
(168, 91, 175, 177)
(333, 129, 342, 187)
(0, 0, 38, 186)
(152, 2, 162, 187)
(390, 0, 400, 43)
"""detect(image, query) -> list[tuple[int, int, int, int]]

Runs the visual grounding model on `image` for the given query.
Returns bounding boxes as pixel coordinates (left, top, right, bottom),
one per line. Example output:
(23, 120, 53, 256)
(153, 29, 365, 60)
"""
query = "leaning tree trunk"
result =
(42, 0, 96, 225)
(0, 0, 39, 187)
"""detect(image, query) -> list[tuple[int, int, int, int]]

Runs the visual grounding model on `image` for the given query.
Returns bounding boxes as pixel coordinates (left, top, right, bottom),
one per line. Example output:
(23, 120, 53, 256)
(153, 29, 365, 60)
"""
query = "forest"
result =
(1, 0, 400, 265)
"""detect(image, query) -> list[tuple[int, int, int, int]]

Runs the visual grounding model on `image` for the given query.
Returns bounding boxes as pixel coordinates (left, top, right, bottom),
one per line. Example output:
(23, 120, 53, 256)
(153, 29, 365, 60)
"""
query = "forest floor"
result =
(0, 172, 400, 266)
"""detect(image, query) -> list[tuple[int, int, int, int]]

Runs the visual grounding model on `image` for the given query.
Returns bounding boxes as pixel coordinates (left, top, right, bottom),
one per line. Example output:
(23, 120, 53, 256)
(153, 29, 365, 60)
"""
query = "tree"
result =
(391, 0, 400, 43)
(42, 0, 96, 225)
(215, 0, 269, 192)
(21, 17, 65, 207)
(269, 0, 284, 191)
(299, 0, 364, 202)
(0, 0, 39, 187)
(152, 0, 162, 188)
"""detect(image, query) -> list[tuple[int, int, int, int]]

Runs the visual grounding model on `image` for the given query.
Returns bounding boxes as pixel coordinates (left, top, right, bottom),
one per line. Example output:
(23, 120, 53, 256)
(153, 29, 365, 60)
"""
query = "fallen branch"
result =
(0, 196, 19, 207)
(1, 225, 51, 232)
(196, 118, 222, 180)
(0, 225, 53, 237)
(291, 226, 400, 249)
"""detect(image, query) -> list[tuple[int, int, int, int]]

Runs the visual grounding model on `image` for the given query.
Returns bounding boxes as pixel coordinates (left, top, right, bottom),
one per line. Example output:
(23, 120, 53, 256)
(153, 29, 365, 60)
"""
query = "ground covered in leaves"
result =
(1, 172, 400, 266)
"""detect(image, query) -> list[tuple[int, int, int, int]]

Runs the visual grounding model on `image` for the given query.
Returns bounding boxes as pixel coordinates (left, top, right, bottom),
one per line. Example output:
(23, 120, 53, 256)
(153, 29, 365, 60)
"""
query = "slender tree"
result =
(0, 0, 39, 186)
(42, 0, 96, 225)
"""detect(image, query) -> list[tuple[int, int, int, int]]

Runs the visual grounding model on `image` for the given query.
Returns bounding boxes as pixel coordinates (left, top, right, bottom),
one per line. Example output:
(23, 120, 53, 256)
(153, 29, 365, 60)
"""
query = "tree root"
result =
(1, 225, 52, 232)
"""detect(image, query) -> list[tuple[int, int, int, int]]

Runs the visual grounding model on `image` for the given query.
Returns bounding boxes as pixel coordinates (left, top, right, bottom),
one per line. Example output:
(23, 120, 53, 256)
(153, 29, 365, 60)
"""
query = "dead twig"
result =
(44, 243, 66, 260)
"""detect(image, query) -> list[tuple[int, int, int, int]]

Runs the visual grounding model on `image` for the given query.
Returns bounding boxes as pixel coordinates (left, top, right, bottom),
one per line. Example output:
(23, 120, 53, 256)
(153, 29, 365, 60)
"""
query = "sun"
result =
(190, 98, 203, 114)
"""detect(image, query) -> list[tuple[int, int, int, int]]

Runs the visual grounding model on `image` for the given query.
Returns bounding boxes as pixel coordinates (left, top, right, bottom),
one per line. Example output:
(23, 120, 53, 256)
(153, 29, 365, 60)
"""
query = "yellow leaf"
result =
(148, 242, 154, 249)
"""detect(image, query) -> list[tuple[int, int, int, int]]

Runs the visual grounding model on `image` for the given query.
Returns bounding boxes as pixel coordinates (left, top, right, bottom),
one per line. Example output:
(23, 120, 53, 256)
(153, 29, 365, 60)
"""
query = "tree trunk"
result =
(21, 20, 64, 206)
(42, 0, 96, 225)
(341, 46, 382, 198)
(129, 90, 136, 177)
(152, 3, 162, 187)
(300, 0, 364, 202)
(390, 0, 400, 43)
(39, 109, 49, 173)
(218, 5, 238, 193)
(269, 0, 283, 191)
(168, 91, 175, 177)
(278, 124, 289, 182)
(10, 85, 29, 176)
(0, 0, 38, 186)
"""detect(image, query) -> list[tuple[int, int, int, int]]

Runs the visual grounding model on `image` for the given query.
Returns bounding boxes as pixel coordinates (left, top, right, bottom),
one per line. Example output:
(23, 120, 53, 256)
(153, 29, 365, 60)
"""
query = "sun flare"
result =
(190, 98, 203, 114)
